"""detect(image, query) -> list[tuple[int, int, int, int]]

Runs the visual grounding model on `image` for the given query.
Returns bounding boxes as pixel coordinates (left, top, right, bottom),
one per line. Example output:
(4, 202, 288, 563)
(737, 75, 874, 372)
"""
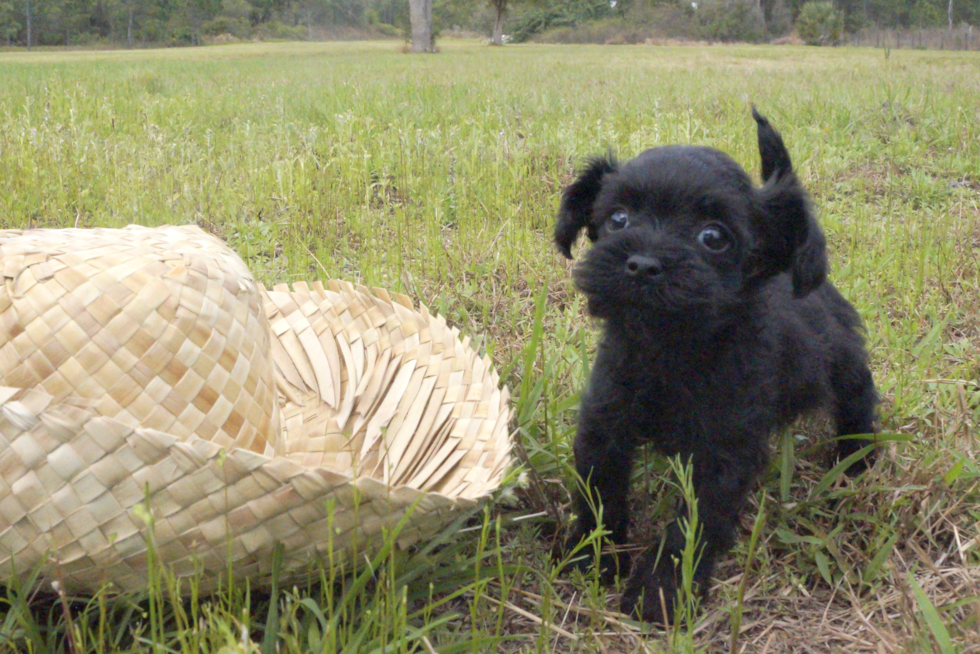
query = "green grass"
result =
(1, 40, 978, 653)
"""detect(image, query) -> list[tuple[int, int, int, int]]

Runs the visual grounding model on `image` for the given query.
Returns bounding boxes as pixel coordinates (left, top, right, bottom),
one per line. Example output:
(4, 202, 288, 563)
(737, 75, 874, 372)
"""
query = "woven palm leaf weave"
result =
(0, 225, 512, 593)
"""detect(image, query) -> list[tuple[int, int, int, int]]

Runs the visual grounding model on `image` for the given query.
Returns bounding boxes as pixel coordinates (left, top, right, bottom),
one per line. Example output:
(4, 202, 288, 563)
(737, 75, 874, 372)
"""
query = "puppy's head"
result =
(555, 110, 827, 326)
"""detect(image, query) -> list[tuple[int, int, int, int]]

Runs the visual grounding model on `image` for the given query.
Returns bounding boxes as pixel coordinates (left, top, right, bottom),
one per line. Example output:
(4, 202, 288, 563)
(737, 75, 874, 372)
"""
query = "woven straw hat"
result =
(0, 225, 512, 593)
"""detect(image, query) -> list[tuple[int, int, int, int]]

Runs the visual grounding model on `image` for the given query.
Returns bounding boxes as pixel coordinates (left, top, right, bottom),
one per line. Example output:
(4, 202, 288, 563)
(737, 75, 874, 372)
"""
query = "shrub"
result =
(253, 20, 308, 40)
(534, 17, 647, 44)
(695, 0, 766, 43)
(795, 1, 843, 46)
(372, 22, 401, 37)
(509, 0, 616, 43)
(201, 16, 251, 38)
(526, 3, 699, 44)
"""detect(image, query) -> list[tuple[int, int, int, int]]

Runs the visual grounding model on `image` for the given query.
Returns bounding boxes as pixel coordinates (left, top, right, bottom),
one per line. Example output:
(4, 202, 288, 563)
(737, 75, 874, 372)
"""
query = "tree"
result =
(488, 0, 505, 44)
(0, 0, 19, 44)
(121, 0, 151, 46)
(298, 0, 329, 37)
(321, 0, 367, 25)
(408, 0, 433, 51)
(56, 0, 97, 45)
(184, 0, 223, 44)
(767, 0, 792, 34)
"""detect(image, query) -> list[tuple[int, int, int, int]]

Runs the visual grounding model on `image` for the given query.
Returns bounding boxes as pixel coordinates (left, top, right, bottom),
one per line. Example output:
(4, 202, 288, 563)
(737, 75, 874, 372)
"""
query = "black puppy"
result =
(554, 110, 877, 623)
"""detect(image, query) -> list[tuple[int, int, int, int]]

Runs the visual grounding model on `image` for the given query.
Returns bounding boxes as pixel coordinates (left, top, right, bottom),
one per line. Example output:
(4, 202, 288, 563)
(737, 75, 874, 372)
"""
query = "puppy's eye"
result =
(609, 211, 629, 231)
(697, 226, 731, 252)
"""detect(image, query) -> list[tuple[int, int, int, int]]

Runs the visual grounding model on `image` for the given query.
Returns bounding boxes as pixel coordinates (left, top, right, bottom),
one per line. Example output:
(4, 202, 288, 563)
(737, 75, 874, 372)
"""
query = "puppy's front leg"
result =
(560, 418, 636, 582)
(622, 445, 762, 624)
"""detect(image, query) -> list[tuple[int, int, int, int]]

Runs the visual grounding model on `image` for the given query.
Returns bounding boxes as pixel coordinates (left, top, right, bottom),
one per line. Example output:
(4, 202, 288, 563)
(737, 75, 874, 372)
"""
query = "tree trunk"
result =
(408, 0, 433, 53)
(491, 7, 505, 45)
(948, 0, 953, 31)
(25, 0, 31, 50)
(127, 6, 133, 47)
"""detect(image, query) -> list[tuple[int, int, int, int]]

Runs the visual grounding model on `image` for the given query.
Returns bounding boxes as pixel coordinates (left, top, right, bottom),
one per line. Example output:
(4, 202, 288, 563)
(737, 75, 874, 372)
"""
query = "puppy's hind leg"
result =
(830, 350, 879, 475)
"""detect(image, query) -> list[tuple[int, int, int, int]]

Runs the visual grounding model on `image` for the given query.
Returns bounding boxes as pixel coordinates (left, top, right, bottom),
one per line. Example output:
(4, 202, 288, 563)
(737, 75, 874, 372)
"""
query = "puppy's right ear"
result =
(555, 155, 617, 258)
(753, 107, 792, 183)
(751, 108, 827, 297)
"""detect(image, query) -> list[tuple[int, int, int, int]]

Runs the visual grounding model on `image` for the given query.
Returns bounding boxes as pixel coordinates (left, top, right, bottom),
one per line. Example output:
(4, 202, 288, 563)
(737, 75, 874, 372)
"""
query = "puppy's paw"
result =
(835, 437, 878, 477)
(552, 528, 629, 585)
(620, 558, 680, 625)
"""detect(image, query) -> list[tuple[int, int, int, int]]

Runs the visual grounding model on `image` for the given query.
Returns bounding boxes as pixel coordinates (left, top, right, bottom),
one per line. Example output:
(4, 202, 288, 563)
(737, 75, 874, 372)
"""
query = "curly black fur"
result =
(553, 110, 878, 624)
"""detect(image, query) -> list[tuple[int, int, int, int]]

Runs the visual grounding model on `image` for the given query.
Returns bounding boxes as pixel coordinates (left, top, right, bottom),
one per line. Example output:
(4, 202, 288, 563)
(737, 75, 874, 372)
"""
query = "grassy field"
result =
(0, 40, 978, 653)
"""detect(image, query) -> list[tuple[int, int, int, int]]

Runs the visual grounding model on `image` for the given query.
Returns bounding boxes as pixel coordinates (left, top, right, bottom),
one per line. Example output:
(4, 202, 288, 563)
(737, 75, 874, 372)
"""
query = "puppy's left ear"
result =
(751, 109, 827, 297)
(555, 155, 617, 258)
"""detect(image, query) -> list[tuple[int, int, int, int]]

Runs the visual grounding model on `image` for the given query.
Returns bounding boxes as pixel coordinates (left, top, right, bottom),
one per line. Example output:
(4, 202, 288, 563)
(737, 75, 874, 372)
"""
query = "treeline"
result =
(506, 0, 980, 44)
(3, 0, 980, 48)
(1, 0, 417, 47)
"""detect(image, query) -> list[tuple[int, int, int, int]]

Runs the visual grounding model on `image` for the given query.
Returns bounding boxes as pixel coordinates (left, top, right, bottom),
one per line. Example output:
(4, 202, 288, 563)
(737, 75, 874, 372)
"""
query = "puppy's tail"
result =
(752, 107, 793, 183)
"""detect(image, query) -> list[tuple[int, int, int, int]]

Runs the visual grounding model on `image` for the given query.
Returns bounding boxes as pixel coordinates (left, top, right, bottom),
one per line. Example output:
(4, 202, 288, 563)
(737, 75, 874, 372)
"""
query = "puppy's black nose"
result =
(626, 255, 663, 278)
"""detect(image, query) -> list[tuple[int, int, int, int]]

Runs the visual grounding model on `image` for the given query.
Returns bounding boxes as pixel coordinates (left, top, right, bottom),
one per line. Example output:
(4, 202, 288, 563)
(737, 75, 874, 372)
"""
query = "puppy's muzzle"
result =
(626, 255, 663, 279)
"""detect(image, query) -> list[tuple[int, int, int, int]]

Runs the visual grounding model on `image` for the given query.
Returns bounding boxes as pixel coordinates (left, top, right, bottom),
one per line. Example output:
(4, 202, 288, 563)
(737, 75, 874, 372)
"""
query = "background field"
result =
(0, 41, 978, 653)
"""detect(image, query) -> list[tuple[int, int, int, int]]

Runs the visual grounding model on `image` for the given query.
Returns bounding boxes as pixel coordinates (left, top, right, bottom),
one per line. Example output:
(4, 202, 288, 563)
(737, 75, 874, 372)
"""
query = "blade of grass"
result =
(907, 570, 955, 654)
